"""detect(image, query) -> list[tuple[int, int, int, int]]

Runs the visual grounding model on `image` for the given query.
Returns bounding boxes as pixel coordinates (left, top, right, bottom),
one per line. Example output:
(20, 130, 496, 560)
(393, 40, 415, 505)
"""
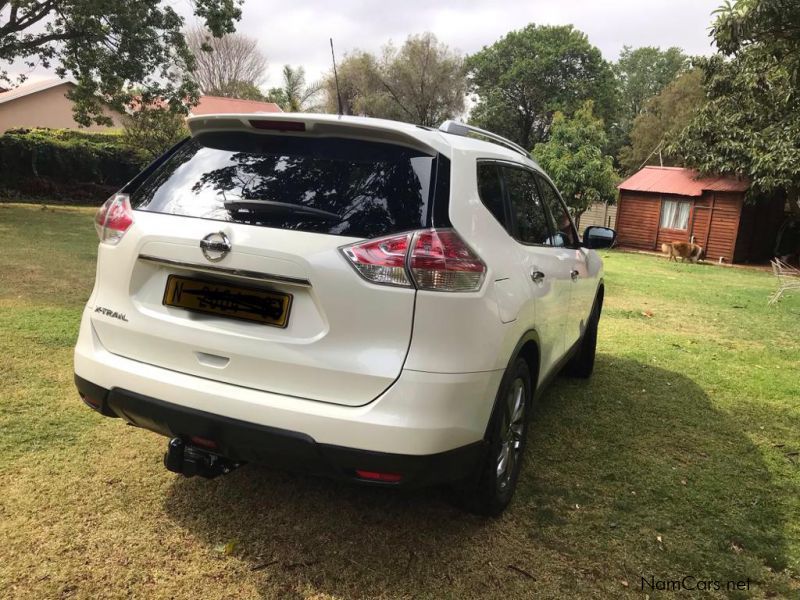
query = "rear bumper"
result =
(74, 306, 503, 485)
(75, 375, 486, 487)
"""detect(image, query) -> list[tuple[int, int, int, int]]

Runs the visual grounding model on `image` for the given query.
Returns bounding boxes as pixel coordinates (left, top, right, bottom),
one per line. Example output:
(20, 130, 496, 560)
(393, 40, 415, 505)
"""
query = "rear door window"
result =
(502, 166, 551, 245)
(476, 162, 508, 230)
(130, 133, 442, 239)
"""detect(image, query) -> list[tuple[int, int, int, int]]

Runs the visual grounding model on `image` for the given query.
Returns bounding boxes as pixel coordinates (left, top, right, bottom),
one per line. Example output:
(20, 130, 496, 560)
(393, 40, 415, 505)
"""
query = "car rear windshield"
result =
(129, 132, 446, 239)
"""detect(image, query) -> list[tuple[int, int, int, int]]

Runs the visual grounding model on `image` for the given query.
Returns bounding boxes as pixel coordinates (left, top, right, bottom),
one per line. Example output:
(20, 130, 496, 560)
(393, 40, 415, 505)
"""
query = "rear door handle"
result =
(570, 269, 580, 281)
(531, 270, 545, 283)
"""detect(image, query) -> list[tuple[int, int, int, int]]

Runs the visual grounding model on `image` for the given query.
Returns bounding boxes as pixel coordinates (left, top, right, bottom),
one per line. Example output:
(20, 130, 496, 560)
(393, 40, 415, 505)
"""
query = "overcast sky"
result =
(11, 0, 722, 88)
(212, 0, 722, 89)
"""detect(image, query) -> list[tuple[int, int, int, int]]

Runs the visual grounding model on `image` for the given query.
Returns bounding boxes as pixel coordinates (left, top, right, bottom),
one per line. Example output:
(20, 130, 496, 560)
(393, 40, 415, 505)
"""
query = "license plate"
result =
(163, 275, 292, 328)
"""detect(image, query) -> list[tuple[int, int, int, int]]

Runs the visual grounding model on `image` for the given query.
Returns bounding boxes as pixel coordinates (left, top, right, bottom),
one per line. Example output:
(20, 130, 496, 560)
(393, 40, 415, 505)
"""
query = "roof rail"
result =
(438, 120, 530, 159)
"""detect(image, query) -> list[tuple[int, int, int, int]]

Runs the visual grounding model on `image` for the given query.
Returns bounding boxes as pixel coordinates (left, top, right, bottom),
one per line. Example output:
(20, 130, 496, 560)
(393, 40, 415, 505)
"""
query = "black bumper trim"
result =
(74, 374, 486, 488)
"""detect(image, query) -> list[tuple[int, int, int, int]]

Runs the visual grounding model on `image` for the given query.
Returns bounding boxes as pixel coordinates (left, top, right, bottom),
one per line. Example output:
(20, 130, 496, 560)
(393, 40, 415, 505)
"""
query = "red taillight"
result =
(95, 193, 133, 244)
(409, 229, 486, 292)
(342, 228, 485, 292)
(355, 469, 403, 483)
(342, 232, 413, 287)
(249, 119, 306, 132)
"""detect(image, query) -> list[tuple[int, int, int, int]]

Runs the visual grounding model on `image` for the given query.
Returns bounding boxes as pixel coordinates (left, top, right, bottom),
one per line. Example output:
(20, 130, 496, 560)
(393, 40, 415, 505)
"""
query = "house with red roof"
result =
(0, 79, 281, 133)
(615, 166, 784, 264)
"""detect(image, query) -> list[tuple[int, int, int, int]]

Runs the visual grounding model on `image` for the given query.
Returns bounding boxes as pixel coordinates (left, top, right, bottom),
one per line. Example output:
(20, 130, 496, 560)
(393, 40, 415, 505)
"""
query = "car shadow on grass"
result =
(163, 355, 791, 598)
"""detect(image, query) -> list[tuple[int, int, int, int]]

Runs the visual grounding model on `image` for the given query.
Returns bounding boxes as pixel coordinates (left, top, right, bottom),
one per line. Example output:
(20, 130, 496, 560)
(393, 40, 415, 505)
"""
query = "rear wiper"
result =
(225, 199, 339, 220)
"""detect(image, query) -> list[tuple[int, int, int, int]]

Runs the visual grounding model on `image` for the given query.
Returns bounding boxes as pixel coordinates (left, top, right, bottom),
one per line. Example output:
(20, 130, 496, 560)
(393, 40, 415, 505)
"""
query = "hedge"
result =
(0, 128, 147, 202)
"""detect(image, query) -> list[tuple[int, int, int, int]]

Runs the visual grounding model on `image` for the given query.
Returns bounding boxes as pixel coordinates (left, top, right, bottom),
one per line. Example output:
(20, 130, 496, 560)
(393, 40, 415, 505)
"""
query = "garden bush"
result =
(0, 128, 148, 202)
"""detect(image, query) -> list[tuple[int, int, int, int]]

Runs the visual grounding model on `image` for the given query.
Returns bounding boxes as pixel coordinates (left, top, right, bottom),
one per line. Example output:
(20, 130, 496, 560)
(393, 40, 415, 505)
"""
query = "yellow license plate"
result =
(163, 275, 292, 328)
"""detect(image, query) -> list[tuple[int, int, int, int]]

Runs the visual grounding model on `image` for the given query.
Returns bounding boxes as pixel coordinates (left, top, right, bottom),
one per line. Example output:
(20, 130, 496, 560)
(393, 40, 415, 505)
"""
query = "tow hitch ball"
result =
(164, 437, 241, 479)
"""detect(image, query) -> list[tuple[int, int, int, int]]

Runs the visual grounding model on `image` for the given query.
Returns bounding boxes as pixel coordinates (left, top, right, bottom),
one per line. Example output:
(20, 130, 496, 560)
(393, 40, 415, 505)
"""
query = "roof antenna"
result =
(330, 38, 344, 116)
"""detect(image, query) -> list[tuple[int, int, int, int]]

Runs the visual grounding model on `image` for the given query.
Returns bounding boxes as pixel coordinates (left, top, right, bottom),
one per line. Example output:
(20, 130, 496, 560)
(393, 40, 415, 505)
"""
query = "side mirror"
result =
(583, 226, 616, 250)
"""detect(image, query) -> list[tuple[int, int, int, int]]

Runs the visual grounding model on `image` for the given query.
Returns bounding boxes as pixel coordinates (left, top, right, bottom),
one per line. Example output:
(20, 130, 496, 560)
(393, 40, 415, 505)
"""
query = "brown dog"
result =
(662, 241, 705, 263)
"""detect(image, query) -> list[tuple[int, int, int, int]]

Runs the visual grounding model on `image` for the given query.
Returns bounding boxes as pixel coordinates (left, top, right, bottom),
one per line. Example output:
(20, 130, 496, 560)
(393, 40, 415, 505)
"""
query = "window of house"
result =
(660, 198, 691, 230)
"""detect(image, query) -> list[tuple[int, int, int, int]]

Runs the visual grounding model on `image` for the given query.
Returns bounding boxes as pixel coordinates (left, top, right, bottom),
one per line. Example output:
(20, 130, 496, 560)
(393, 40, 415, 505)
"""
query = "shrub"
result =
(0, 128, 146, 202)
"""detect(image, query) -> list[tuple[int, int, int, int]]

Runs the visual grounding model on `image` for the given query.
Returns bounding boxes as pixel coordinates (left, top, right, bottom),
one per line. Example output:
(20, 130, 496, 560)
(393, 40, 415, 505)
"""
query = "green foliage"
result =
(122, 108, 189, 162)
(266, 66, 323, 112)
(671, 0, 800, 205)
(0, 129, 142, 196)
(324, 33, 466, 126)
(614, 46, 688, 121)
(611, 46, 689, 158)
(671, 51, 799, 201)
(533, 101, 618, 219)
(466, 24, 618, 149)
(619, 70, 706, 174)
(712, 0, 800, 85)
(226, 81, 268, 101)
(0, 1, 243, 126)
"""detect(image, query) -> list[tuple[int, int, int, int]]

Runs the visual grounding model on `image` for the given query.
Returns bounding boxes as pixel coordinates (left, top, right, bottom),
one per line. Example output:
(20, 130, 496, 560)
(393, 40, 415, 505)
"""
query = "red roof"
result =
(617, 166, 748, 197)
(191, 95, 282, 115)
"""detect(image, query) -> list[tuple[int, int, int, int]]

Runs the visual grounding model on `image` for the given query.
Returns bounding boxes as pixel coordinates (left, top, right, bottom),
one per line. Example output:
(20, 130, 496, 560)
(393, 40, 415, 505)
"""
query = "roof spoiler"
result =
(186, 113, 442, 156)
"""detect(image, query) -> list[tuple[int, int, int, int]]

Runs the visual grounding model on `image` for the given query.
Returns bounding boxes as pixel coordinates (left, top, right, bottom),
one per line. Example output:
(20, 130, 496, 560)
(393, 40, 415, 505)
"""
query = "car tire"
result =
(565, 292, 602, 379)
(453, 358, 532, 516)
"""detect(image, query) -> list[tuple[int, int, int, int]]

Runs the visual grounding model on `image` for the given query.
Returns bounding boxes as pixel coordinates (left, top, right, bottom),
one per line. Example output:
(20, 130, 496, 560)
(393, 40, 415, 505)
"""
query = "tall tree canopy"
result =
(0, 0, 243, 125)
(324, 33, 466, 126)
(185, 28, 267, 99)
(611, 45, 688, 158)
(532, 101, 618, 224)
(712, 0, 800, 85)
(466, 24, 617, 150)
(614, 46, 688, 125)
(671, 0, 800, 206)
(619, 69, 705, 174)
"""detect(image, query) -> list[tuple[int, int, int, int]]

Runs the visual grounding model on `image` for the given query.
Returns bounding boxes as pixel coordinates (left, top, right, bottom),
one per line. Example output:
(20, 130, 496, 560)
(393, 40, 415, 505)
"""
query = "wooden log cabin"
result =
(615, 166, 784, 263)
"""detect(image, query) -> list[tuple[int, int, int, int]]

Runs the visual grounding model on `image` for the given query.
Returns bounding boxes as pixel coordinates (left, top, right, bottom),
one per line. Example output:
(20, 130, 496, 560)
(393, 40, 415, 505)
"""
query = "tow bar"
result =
(163, 437, 242, 479)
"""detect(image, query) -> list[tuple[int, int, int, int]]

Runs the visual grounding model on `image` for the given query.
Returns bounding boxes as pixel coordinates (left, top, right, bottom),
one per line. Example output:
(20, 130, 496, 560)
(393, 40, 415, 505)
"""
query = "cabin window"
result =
(660, 198, 691, 230)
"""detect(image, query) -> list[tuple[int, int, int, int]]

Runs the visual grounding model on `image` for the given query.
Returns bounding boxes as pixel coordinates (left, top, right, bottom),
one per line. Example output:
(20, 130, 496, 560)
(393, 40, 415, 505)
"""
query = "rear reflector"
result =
(79, 392, 100, 409)
(341, 228, 485, 292)
(190, 436, 219, 450)
(95, 193, 133, 245)
(249, 119, 306, 132)
(355, 470, 403, 483)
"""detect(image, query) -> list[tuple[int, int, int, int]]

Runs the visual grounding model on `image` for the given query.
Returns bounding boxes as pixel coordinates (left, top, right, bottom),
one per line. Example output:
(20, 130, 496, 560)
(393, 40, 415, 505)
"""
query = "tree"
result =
(614, 47, 688, 125)
(466, 24, 617, 149)
(712, 0, 800, 85)
(122, 107, 188, 162)
(323, 50, 385, 116)
(532, 101, 618, 226)
(184, 28, 268, 99)
(611, 46, 688, 157)
(266, 65, 323, 112)
(670, 0, 800, 209)
(0, 1, 242, 126)
(618, 69, 706, 174)
(323, 33, 466, 126)
(670, 51, 800, 205)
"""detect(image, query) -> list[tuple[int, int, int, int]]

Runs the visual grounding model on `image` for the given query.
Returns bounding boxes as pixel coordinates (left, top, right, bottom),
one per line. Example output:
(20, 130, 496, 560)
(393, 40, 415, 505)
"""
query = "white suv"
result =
(74, 114, 615, 515)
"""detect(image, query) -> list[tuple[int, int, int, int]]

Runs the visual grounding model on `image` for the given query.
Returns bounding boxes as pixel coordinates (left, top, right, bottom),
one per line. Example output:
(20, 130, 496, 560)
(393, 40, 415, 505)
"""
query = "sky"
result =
(8, 0, 722, 88)
(216, 0, 722, 89)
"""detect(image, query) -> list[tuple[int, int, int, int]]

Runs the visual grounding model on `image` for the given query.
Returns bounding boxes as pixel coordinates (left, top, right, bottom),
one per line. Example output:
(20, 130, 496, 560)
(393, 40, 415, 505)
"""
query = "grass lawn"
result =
(1, 202, 799, 599)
